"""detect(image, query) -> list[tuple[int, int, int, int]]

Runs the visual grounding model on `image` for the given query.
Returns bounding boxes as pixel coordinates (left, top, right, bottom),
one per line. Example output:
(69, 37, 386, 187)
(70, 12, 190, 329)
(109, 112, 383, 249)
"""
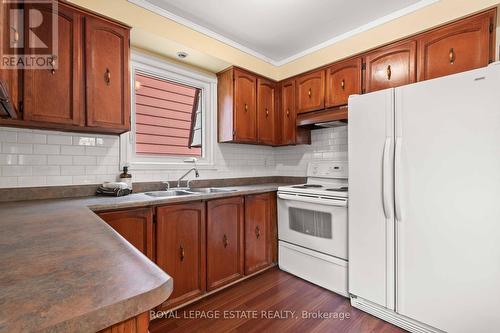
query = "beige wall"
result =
(276, 0, 500, 79)
(67, 0, 278, 78)
(69, 0, 499, 80)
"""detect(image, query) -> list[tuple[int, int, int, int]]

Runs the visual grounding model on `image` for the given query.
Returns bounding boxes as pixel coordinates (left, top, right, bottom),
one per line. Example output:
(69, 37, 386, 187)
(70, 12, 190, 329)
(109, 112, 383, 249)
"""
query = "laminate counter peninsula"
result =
(0, 184, 283, 333)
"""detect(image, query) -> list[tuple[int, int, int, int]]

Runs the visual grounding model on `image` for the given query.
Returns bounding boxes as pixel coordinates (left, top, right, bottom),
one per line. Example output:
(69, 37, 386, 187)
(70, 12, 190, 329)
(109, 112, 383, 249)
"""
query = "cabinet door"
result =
(156, 202, 206, 308)
(257, 78, 275, 145)
(417, 11, 494, 81)
(244, 192, 276, 275)
(364, 41, 416, 93)
(0, 1, 22, 115)
(207, 196, 244, 290)
(234, 68, 257, 142)
(86, 16, 130, 131)
(23, 3, 84, 126)
(326, 57, 362, 108)
(296, 69, 325, 114)
(98, 208, 153, 259)
(281, 79, 296, 145)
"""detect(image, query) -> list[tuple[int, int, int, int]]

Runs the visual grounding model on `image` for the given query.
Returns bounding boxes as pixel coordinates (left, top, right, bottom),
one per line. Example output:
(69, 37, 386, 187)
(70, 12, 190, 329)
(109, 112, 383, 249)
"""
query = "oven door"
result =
(277, 192, 347, 260)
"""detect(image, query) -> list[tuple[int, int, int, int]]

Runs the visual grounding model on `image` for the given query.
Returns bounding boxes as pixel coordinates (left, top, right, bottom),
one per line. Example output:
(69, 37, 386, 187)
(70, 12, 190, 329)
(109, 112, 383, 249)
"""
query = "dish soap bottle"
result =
(119, 166, 132, 189)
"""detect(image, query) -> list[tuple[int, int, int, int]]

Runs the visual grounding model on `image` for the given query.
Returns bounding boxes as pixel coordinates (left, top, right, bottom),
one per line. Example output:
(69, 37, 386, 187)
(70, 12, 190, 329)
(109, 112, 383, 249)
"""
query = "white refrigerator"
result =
(348, 62, 500, 333)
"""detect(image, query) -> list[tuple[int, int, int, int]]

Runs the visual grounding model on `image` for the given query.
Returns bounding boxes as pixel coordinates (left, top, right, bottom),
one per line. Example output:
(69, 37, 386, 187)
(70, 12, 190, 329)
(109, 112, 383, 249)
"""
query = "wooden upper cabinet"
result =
(326, 57, 362, 108)
(234, 68, 257, 142)
(23, 3, 84, 126)
(156, 202, 206, 309)
(206, 197, 244, 291)
(244, 192, 276, 275)
(85, 16, 130, 131)
(0, 1, 22, 115)
(98, 208, 153, 260)
(296, 69, 325, 114)
(280, 79, 296, 145)
(417, 10, 496, 81)
(257, 78, 276, 145)
(364, 40, 417, 93)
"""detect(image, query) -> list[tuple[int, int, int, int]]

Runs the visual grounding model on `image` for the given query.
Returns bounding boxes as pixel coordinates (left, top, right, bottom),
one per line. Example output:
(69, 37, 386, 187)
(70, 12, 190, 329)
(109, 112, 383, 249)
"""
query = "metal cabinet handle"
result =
(255, 226, 261, 239)
(179, 245, 185, 262)
(223, 234, 229, 248)
(449, 48, 455, 64)
(244, 103, 248, 112)
(265, 108, 269, 117)
(341, 79, 345, 90)
(49, 55, 57, 75)
(286, 109, 290, 117)
(10, 26, 19, 43)
(308, 88, 312, 98)
(105, 68, 111, 85)
(387, 65, 392, 81)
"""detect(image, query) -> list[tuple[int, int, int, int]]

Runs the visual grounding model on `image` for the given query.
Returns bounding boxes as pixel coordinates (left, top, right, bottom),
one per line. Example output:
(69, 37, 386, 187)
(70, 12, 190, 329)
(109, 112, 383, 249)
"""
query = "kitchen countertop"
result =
(0, 183, 282, 333)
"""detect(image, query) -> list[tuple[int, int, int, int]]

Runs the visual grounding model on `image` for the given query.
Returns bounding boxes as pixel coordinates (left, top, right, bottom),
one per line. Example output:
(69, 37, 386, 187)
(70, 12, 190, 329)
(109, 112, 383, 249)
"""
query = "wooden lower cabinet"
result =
(98, 208, 153, 260)
(244, 192, 277, 275)
(98, 312, 149, 333)
(156, 202, 206, 309)
(206, 196, 244, 291)
(97, 193, 276, 311)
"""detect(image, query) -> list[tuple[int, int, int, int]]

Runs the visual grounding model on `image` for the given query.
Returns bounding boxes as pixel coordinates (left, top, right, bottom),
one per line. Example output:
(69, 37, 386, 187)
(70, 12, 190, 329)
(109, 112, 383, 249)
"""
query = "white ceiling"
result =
(131, 0, 438, 65)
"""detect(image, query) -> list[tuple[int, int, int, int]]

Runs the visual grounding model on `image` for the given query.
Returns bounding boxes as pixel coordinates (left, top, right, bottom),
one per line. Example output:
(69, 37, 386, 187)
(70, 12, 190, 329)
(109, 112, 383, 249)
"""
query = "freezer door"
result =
(395, 63, 500, 333)
(348, 89, 395, 310)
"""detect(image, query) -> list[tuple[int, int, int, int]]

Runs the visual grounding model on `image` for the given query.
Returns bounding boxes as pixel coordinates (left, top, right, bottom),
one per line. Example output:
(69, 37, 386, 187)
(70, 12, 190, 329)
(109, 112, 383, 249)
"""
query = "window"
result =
(134, 73, 202, 156)
(121, 52, 216, 169)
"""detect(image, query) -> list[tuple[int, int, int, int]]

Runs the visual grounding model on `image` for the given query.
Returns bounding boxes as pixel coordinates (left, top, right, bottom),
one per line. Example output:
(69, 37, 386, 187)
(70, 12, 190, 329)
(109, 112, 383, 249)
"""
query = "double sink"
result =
(144, 187, 237, 198)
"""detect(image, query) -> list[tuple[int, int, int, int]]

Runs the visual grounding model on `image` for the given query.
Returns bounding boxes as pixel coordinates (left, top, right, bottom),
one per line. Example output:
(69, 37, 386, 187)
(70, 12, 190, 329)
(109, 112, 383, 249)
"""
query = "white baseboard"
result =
(350, 296, 445, 333)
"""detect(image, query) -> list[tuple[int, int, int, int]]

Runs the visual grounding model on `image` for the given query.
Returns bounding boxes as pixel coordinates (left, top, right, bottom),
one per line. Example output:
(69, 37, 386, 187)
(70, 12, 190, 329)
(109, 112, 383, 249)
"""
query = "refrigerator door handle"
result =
(395, 137, 403, 222)
(382, 137, 392, 219)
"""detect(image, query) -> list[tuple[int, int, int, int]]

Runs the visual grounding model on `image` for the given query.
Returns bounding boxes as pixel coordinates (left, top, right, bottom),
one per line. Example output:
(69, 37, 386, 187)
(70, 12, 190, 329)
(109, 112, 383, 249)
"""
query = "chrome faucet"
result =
(177, 167, 200, 188)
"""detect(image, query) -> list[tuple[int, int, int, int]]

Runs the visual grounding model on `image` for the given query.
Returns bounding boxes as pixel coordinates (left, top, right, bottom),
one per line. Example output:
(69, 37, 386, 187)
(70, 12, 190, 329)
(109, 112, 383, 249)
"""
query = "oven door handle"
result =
(278, 193, 347, 207)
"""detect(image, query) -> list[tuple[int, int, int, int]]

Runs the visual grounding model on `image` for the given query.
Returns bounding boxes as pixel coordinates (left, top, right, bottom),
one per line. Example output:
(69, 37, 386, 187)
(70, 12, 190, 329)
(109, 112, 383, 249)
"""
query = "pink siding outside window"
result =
(135, 73, 202, 156)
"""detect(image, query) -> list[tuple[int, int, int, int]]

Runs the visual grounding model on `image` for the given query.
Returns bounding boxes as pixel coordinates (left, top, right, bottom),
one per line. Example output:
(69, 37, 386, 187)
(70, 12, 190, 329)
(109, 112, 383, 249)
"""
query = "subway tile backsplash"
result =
(0, 127, 120, 187)
(0, 125, 347, 188)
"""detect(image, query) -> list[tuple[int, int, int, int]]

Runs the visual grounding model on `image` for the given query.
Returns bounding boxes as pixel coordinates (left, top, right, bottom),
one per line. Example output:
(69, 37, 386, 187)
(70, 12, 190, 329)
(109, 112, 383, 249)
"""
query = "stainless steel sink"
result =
(144, 190, 197, 197)
(187, 187, 238, 194)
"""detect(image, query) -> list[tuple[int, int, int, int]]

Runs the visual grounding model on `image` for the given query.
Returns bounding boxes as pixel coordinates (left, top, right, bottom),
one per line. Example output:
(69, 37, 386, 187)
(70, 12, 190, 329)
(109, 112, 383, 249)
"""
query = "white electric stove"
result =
(277, 161, 349, 297)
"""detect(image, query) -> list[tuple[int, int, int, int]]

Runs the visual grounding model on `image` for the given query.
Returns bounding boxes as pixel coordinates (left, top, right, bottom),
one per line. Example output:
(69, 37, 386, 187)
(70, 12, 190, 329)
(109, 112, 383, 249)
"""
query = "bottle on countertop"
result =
(119, 166, 132, 189)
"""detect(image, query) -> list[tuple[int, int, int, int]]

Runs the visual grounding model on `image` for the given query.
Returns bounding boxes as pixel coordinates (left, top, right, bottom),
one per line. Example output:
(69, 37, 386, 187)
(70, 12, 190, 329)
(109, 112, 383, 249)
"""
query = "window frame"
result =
(121, 51, 217, 170)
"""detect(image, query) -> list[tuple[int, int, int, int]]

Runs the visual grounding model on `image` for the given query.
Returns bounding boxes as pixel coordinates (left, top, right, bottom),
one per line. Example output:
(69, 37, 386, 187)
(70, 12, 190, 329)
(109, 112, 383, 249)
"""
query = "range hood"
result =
(296, 106, 347, 129)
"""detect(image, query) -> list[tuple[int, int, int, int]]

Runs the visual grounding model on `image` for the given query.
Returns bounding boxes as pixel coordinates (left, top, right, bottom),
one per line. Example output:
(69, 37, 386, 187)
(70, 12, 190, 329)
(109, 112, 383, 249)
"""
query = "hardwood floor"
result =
(150, 268, 407, 333)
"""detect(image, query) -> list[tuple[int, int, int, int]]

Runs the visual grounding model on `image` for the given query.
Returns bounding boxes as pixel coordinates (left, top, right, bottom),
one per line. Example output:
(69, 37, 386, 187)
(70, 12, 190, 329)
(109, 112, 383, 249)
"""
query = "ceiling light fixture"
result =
(177, 51, 189, 59)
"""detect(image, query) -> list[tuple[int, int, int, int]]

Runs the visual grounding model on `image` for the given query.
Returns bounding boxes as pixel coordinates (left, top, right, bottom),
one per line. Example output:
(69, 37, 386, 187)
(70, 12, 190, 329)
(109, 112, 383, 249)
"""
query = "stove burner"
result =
(326, 187, 348, 192)
(292, 184, 324, 189)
